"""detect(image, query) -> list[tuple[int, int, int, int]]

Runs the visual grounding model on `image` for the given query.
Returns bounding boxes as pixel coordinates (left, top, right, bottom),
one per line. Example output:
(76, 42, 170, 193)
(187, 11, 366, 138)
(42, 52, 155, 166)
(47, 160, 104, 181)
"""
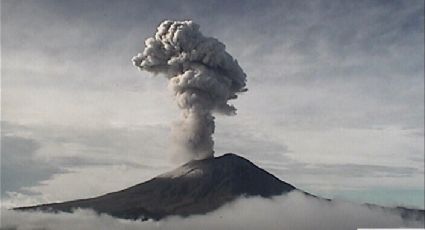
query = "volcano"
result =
(16, 153, 296, 220)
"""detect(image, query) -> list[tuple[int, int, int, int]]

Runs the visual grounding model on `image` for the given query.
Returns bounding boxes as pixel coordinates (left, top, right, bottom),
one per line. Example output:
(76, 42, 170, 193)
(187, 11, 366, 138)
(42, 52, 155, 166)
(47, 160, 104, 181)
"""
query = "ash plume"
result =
(132, 20, 247, 160)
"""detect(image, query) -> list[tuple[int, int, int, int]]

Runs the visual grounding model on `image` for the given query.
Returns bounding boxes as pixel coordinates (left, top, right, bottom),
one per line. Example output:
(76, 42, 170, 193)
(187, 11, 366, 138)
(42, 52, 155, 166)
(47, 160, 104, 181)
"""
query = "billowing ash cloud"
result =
(132, 20, 247, 160)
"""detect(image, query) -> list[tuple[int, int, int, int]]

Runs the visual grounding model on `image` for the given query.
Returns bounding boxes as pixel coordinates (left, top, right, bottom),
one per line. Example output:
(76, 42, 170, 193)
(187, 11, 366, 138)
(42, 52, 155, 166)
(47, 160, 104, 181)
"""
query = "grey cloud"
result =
(215, 128, 292, 163)
(215, 123, 422, 175)
(227, 1, 424, 130)
(0, 121, 175, 204)
(2, 0, 423, 130)
(270, 163, 420, 179)
(1, 122, 172, 169)
(1, 191, 423, 230)
(0, 135, 63, 197)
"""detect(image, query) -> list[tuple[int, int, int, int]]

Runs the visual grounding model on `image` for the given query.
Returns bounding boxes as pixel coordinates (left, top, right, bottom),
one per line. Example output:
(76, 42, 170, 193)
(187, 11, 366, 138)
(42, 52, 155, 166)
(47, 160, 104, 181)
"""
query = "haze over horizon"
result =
(1, 0, 424, 214)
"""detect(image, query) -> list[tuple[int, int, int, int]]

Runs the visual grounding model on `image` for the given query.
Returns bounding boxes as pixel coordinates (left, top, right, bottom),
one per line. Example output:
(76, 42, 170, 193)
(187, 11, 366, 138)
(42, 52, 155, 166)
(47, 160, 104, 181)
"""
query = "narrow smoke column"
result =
(132, 20, 247, 160)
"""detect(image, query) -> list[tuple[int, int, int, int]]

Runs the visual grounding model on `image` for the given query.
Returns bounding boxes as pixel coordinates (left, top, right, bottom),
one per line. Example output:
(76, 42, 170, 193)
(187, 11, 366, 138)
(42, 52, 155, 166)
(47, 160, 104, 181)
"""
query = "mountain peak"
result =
(159, 153, 256, 178)
(16, 153, 296, 220)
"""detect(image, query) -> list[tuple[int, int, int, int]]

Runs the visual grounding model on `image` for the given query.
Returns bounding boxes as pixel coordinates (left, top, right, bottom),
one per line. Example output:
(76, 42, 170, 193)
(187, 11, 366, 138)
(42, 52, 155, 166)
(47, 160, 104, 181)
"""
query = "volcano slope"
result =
(16, 153, 296, 220)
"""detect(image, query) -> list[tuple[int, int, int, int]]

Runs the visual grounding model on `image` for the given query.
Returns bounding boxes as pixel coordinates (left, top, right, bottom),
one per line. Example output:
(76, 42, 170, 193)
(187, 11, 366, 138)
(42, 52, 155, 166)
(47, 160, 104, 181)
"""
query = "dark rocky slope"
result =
(16, 153, 296, 220)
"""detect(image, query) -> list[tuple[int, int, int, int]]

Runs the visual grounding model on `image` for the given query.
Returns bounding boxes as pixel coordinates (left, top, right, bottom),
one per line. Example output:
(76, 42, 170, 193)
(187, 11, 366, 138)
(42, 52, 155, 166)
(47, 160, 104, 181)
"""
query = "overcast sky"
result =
(1, 0, 424, 209)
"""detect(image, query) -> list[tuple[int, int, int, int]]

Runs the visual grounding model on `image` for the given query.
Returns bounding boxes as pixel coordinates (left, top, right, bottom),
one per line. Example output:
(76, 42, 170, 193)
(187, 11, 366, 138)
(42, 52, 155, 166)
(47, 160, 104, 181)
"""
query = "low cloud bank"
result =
(1, 191, 423, 230)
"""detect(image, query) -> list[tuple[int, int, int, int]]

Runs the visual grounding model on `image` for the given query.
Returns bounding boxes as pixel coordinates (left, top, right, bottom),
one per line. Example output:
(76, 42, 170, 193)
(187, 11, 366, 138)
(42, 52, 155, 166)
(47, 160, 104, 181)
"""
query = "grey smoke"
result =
(2, 191, 423, 230)
(132, 20, 247, 161)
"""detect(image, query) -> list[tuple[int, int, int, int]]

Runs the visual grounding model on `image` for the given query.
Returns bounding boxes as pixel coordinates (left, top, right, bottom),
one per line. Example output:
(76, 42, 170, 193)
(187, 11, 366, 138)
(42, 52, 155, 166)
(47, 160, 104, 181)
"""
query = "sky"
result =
(1, 0, 424, 212)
